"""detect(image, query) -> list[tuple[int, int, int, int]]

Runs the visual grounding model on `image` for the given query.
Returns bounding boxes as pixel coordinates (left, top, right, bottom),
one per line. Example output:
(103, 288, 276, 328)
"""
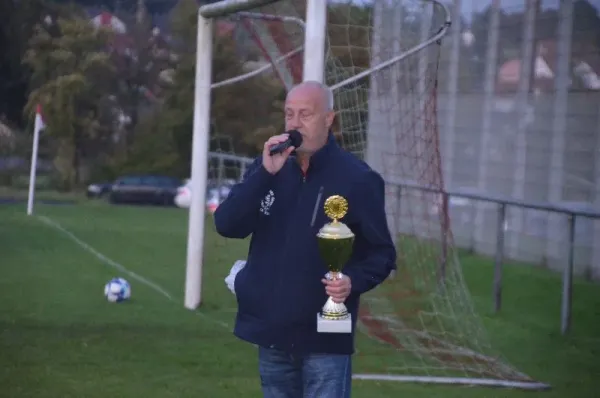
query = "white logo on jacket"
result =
(260, 190, 275, 215)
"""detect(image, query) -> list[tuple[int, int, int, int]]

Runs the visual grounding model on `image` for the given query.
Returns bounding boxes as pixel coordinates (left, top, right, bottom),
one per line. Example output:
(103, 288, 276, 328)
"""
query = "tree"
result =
(0, 0, 48, 127)
(141, 0, 285, 177)
(108, 3, 177, 155)
(23, 14, 117, 189)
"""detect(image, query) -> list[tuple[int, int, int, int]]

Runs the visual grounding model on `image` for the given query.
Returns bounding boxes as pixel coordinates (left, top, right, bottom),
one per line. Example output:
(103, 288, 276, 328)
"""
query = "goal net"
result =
(198, 0, 548, 390)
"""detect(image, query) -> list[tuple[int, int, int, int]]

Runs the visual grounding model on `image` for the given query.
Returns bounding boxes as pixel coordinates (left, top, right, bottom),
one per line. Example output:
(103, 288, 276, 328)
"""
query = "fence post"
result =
(396, 185, 402, 239)
(561, 214, 576, 334)
(474, 0, 500, 252)
(493, 203, 506, 313)
(547, 0, 573, 262)
(442, 0, 461, 190)
(439, 191, 449, 286)
(509, 0, 538, 260)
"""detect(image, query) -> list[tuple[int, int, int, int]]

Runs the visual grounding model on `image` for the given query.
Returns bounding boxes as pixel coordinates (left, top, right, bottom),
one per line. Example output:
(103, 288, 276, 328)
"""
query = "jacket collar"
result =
(291, 131, 338, 173)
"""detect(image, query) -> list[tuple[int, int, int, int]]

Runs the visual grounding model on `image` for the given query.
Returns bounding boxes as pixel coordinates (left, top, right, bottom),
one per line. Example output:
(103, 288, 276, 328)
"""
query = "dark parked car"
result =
(109, 175, 182, 206)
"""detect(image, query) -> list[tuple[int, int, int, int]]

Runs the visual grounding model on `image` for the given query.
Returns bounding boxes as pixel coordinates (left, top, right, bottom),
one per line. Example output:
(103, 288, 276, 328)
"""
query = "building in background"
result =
(364, 0, 599, 279)
(434, 0, 600, 278)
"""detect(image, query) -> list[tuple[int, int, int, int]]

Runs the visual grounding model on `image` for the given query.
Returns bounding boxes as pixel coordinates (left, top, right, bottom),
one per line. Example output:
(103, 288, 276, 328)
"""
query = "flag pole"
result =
(27, 105, 44, 216)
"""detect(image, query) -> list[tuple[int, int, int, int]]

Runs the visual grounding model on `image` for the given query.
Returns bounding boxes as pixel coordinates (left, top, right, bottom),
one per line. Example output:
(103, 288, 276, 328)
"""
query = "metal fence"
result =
(389, 179, 600, 334)
(206, 0, 600, 297)
(437, 0, 600, 278)
(206, 149, 599, 334)
(3, 0, 597, 330)
(366, 0, 600, 279)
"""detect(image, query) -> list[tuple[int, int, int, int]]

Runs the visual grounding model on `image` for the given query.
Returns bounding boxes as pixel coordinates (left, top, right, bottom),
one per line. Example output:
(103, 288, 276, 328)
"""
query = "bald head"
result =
(287, 81, 334, 112)
(284, 81, 336, 154)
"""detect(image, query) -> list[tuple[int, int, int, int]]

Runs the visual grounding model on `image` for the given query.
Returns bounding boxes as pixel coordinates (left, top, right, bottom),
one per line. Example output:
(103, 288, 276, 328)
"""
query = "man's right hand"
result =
(262, 134, 295, 175)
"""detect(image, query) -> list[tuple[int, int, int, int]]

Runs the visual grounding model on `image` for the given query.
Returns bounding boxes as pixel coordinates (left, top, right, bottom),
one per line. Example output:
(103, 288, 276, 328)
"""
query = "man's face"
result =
(284, 86, 335, 154)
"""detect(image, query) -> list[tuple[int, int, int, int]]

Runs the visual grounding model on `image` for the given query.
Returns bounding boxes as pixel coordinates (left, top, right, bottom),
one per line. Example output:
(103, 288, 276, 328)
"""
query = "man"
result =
(214, 81, 396, 397)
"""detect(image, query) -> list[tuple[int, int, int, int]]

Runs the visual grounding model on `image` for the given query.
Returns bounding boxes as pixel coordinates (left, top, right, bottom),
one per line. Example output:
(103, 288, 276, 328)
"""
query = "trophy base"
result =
(317, 313, 352, 333)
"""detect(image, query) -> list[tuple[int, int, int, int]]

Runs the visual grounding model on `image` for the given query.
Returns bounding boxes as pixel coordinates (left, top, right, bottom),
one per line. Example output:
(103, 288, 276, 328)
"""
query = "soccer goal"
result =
(183, 0, 550, 390)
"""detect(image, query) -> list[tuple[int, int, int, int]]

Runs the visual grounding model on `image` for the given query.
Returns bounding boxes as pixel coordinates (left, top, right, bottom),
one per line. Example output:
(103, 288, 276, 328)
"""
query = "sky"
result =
(460, 0, 600, 17)
(346, 0, 600, 13)
(345, 0, 600, 19)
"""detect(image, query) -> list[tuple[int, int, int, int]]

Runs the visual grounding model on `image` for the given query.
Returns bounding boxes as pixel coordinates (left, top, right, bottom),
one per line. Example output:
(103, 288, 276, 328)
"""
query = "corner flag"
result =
(27, 105, 46, 216)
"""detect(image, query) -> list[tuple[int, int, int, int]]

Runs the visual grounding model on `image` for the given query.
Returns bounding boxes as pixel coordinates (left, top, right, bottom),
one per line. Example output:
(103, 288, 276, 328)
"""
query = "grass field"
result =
(1, 202, 599, 397)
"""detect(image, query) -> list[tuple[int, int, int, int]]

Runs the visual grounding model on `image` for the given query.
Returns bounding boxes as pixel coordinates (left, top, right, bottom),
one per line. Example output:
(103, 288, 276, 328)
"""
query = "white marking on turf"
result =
(38, 215, 230, 329)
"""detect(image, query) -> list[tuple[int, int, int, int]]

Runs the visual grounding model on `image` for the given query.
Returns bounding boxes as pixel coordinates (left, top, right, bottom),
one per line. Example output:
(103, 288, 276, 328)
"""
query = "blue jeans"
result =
(258, 346, 352, 398)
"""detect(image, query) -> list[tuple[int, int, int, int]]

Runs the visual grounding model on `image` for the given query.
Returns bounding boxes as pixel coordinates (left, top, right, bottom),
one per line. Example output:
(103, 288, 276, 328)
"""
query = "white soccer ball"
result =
(104, 277, 131, 303)
(174, 186, 191, 208)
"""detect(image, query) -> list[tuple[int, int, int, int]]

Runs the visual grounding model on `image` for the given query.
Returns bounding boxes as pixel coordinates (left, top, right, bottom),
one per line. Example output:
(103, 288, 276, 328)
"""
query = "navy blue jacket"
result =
(214, 134, 396, 355)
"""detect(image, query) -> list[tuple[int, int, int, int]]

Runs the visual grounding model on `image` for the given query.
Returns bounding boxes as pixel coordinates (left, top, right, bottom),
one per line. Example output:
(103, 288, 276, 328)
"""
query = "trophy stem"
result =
(326, 270, 342, 281)
(320, 296, 350, 320)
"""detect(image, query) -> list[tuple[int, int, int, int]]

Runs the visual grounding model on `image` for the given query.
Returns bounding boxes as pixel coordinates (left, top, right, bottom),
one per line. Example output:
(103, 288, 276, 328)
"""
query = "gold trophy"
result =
(316, 195, 354, 334)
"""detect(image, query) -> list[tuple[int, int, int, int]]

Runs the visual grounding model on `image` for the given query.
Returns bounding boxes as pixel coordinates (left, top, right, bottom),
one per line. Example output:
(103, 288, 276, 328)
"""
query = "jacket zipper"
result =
(273, 167, 305, 348)
(310, 186, 324, 227)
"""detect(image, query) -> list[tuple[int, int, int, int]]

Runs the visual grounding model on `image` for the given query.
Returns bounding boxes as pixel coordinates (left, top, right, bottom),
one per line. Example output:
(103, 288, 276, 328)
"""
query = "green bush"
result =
(11, 174, 53, 190)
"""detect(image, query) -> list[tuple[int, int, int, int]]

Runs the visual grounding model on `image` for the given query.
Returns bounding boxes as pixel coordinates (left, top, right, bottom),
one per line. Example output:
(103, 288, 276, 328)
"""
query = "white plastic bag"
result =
(225, 260, 247, 295)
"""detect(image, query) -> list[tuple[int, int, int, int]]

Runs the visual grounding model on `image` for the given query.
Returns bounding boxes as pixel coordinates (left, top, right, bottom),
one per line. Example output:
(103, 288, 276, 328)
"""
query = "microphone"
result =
(269, 130, 303, 156)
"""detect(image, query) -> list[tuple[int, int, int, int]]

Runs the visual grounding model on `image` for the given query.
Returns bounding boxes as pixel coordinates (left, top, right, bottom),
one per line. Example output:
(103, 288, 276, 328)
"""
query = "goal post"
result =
(184, 0, 330, 314)
(184, 0, 283, 311)
(302, 0, 327, 82)
(183, 0, 551, 391)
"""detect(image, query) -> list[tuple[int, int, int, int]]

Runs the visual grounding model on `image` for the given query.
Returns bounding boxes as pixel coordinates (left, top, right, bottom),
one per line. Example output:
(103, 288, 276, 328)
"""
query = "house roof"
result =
(91, 11, 127, 34)
(496, 39, 600, 92)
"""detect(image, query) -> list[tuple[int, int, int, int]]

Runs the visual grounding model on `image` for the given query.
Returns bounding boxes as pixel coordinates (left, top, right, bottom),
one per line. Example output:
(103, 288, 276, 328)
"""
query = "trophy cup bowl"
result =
(316, 195, 354, 334)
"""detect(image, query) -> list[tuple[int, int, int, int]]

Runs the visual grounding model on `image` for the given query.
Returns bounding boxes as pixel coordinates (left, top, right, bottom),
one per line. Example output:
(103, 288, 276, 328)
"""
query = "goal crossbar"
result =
(330, 1, 452, 91)
(199, 0, 280, 19)
(211, 11, 305, 90)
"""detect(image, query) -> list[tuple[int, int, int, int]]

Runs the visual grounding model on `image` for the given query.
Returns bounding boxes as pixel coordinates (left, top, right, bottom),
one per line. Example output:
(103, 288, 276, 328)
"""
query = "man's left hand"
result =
(321, 274, 352, 303)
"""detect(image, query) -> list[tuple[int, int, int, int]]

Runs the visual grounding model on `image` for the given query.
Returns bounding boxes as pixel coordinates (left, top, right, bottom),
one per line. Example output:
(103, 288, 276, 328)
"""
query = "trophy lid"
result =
(317, 220, 354, 239)
(324, 195, 348, 221)
(317, 195, 354, 239)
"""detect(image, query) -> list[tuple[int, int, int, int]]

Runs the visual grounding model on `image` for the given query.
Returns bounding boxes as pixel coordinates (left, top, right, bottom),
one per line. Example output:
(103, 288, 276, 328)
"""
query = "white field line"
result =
(37, 215, 230, 329)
